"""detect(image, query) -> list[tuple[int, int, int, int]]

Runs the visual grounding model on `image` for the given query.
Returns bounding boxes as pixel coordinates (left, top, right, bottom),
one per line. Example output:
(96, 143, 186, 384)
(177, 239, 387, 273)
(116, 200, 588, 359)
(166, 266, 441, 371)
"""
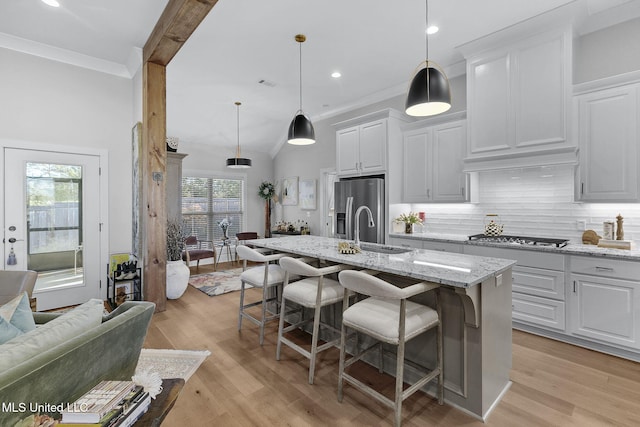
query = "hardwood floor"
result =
(145, 263, 640, 426)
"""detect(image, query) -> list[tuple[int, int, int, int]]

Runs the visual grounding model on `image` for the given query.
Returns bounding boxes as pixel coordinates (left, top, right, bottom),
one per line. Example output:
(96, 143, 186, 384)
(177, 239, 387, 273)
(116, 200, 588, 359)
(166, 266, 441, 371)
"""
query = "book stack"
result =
(58, 380, 151, 427)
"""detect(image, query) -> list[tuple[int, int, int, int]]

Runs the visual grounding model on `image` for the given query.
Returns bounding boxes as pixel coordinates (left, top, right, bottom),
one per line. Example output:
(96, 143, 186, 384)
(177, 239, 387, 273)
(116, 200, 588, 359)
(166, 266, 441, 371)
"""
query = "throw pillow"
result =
(0, 292, 36, 334)
(0, 316, 23, 344)
(0, 299, 104, 372)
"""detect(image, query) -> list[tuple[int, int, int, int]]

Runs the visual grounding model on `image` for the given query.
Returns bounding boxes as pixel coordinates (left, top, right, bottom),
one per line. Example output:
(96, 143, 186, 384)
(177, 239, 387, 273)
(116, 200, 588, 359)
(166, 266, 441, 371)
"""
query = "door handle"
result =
(7, 238, 24, 244)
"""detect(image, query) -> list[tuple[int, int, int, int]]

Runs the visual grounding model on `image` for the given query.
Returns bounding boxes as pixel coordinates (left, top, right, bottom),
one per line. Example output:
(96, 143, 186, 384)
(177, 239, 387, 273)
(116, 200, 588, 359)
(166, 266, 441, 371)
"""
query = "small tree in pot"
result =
(166, 219, 189, 299)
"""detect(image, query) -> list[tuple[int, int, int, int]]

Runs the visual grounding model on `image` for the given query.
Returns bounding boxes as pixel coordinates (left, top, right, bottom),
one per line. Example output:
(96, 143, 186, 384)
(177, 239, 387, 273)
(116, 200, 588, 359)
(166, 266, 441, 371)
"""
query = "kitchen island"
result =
(249, 235, 516, 421)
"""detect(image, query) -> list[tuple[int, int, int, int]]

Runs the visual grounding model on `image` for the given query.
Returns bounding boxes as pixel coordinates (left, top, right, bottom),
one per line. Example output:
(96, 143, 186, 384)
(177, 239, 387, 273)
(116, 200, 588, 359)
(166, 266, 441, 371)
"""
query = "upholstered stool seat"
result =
(342, 298, 439, 344)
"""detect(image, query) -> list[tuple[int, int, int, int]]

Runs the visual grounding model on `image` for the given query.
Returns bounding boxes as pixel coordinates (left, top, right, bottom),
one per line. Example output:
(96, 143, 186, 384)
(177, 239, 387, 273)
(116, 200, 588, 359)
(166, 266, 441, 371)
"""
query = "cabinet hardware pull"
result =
(461, 187, 464, 195)
(573, 280, 576, 293)
(359, 162, 362, 171)
(581, 182, 584, 195)
(595, 266, 614, 272)
(427, 188, 430, 198)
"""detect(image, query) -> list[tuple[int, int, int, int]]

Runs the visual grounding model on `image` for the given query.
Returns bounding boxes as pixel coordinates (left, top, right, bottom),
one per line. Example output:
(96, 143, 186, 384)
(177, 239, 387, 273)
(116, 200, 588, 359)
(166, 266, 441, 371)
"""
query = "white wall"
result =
(0, 48, 135, 254)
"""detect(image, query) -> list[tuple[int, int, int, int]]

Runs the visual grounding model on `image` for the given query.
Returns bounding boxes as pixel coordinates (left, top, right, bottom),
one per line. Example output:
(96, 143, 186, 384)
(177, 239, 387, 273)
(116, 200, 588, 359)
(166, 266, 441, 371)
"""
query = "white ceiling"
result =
(2, 0, 640, 156)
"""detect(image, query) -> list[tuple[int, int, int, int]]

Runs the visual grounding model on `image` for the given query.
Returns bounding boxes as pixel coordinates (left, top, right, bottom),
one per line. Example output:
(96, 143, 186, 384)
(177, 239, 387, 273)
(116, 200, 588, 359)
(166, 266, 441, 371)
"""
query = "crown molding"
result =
(0, 32, 131, 78)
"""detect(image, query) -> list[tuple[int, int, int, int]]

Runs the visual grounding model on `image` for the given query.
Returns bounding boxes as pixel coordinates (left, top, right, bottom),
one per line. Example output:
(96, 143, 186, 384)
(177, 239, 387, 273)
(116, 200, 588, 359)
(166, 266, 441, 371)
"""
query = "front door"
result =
(3, 148, 102, 310)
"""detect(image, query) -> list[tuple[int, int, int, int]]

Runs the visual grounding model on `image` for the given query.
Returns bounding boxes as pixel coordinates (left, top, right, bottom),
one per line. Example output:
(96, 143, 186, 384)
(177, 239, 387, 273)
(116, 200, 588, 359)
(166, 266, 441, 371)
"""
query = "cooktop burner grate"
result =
(468, 234, 569, 248)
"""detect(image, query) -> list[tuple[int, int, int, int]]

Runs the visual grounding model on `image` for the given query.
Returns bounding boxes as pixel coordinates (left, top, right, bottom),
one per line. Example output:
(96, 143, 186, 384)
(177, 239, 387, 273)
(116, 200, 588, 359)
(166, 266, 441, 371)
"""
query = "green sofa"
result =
(0, 301, 155, 426)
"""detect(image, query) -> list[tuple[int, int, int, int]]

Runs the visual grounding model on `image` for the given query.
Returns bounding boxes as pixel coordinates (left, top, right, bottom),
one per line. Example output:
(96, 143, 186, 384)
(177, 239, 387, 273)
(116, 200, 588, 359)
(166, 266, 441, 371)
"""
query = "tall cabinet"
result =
(402, 114, 468, 203)
(574, 81, 640, 202)
(460, 25, 575, 171)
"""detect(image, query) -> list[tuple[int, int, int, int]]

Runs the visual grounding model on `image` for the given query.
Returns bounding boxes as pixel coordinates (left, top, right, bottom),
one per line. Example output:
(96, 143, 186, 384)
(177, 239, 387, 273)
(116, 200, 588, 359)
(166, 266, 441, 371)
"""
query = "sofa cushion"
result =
(0, 298, 104, 372)
(0, 292, 35, 334)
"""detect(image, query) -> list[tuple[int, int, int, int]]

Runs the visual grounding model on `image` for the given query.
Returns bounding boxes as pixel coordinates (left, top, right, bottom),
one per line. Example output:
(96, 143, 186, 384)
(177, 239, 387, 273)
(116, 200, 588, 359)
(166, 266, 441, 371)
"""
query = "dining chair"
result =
(181, 236, 216, 271)
(337, 270, 443, 427)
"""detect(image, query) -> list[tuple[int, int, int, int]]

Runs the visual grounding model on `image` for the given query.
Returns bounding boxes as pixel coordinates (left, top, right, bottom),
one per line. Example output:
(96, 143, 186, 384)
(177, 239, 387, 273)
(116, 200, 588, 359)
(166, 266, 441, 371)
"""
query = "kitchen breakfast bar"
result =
(249, 235, 517, 421)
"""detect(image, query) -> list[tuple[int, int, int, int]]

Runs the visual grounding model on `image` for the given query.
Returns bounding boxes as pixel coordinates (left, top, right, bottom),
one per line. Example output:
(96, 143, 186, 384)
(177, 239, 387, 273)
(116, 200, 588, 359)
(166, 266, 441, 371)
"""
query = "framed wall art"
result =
(282, 176, 298, 205)
(299, 179, 316, 210)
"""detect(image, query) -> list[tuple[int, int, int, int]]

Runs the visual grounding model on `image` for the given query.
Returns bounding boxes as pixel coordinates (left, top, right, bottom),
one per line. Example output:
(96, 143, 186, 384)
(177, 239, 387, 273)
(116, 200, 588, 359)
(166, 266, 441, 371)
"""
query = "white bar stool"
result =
(236, 245, 287, 345)
(337, 270, 443, 427)
(276, 256, 351, 385)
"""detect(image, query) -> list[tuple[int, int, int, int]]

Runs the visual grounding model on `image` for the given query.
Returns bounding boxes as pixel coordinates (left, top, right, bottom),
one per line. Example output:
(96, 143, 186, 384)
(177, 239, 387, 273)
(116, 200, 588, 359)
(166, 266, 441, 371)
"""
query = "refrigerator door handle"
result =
(345, 196, 354, 240)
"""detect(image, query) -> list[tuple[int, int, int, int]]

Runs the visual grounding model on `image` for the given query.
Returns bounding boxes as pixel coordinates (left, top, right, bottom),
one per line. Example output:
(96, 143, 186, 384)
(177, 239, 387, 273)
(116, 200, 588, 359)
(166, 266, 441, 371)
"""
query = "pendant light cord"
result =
(425, 0, 430, 101)
(299, 40, 303, 112)
(236, 102, 241, 157)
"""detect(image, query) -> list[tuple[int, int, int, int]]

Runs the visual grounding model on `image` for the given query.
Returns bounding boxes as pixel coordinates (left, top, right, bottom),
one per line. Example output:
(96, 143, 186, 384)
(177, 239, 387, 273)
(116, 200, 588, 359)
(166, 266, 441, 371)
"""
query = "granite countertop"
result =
(249, 235, 516, 289)
(389, 232, 640, 261)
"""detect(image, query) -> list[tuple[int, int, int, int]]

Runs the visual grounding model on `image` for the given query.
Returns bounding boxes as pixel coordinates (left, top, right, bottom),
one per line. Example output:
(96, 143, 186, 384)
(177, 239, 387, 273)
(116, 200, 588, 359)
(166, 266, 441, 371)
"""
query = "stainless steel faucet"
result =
(354, 205, 375, 247)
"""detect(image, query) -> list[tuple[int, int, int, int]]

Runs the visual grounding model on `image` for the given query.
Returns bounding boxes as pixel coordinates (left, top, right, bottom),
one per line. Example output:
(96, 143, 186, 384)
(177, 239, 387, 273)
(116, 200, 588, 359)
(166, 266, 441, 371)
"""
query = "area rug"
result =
(188, 267, 248, 296)
(135, 348, 211, 381)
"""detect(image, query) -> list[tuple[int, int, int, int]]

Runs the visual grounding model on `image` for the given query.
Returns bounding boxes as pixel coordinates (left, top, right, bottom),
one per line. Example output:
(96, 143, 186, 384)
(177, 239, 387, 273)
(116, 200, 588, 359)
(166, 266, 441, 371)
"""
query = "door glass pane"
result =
(26, 162, 84, 291)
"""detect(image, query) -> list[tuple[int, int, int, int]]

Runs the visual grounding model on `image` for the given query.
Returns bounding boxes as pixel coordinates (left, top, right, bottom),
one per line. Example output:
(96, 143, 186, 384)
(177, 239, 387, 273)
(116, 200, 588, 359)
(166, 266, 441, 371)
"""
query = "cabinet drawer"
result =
(512, 292, 566, 331)
(422, 241, 463, 253)
(571, 256, 640, 281)
(513, 266, 565, 300)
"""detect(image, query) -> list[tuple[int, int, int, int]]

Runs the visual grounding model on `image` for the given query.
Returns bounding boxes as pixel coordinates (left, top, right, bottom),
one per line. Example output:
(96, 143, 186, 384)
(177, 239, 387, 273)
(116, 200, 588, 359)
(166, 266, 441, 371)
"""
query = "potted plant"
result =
(395, 212, 422, 234)
(166, 218, 189, 299)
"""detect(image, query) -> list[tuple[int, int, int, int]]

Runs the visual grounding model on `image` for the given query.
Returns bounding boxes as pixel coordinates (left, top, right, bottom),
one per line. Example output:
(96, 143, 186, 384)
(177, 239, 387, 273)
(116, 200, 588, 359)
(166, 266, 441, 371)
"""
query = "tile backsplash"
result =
(391, 165, 640, 243)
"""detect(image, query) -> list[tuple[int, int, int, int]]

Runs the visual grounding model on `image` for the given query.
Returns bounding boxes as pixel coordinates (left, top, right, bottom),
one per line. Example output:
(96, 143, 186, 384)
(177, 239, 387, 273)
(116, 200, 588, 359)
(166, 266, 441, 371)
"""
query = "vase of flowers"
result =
(258, 181, 275, 238)
(396, 212, 422, 234)
(217, 218, 231, 240)
(166, 218, 189, 299)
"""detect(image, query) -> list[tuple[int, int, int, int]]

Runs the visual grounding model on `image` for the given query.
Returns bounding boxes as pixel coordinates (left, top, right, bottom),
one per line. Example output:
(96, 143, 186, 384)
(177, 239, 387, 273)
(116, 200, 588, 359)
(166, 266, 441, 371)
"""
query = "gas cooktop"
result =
(468, 234, 569, 248)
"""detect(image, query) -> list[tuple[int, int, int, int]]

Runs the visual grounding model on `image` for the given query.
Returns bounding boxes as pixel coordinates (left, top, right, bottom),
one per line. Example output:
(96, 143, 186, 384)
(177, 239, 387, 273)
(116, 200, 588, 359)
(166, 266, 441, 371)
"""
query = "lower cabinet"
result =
(465, 245, 566, 331)
(569, 256, 640, 350)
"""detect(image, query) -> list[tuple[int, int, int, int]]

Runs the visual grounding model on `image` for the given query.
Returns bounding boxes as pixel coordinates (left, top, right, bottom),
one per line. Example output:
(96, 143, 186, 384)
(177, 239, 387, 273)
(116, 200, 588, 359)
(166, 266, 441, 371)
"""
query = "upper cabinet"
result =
(334, 109, 407, 177)
(460, 27, 576, 171)
(574, 81, 640, 202)
(402, 114, 468, 203)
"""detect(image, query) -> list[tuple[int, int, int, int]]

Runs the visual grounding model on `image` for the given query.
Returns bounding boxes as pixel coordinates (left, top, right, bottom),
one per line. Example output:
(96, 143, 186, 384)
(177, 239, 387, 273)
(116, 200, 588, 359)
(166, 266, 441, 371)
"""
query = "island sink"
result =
(359, 243, 412, 254)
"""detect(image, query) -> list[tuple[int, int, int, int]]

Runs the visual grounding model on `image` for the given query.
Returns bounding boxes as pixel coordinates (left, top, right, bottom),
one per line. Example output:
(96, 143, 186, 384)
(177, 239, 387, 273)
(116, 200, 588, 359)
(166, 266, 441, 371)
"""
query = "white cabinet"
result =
(575, 83, 640, 202)
(402, 118, 468, 203)
(569, 256, 640, 349)
(336, 119, 386, 176)
(462, 27, 574, 170)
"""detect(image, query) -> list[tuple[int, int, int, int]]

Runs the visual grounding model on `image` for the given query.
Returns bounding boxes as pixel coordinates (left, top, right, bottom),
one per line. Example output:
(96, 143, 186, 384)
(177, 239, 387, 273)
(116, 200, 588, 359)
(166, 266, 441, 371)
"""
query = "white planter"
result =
(166, 260, 190, 299)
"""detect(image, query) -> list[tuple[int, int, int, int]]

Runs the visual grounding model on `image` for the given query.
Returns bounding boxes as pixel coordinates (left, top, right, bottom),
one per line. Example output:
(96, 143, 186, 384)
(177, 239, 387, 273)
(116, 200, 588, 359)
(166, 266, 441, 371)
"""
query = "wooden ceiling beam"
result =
(143, 0, 218, 65)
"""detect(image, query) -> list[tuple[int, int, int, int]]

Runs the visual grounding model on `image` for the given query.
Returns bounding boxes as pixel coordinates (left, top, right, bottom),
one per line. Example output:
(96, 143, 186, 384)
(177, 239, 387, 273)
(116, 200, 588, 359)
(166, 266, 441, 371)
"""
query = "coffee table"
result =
(135, 378, 184, 426)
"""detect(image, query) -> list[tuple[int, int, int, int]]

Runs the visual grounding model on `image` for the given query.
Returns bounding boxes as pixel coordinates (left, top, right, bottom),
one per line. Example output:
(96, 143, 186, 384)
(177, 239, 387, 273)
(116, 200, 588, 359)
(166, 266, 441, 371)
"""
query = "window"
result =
(181, 176, 245, 242)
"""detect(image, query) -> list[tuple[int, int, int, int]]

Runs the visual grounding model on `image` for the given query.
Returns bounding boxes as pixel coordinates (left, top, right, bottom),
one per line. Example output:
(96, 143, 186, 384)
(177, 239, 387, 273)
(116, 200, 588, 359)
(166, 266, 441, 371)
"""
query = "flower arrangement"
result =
(258, 181, 275, 200)
(217, 218, 232, 239)
(166, 219, 187, 261)
(395, 212, 422, 234)
(395, 212, 422, 225)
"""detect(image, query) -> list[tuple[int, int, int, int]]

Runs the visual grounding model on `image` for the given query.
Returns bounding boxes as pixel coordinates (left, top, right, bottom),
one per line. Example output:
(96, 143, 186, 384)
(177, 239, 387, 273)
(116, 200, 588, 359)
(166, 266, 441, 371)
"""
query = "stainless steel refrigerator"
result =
(334, 177, 385, 244)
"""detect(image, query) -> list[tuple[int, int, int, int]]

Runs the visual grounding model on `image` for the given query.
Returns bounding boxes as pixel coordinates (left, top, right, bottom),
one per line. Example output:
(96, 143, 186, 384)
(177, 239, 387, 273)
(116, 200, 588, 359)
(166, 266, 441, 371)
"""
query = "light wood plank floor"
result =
(145, 263, 640, 426)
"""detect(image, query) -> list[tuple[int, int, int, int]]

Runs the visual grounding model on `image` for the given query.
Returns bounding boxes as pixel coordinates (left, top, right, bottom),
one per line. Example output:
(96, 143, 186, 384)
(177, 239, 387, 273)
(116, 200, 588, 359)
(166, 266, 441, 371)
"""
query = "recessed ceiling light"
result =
(331, 72, 341, 78)
(41, 0, 60, 7)
(426, 25, 439, 35)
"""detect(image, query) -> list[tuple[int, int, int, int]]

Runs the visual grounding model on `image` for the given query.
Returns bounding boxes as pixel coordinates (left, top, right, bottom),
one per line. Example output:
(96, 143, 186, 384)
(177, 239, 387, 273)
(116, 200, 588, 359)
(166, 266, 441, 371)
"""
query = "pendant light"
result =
(226, 101, 252, 168)
(287, 34, 315, 145)
(405, 0, 451, 117)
